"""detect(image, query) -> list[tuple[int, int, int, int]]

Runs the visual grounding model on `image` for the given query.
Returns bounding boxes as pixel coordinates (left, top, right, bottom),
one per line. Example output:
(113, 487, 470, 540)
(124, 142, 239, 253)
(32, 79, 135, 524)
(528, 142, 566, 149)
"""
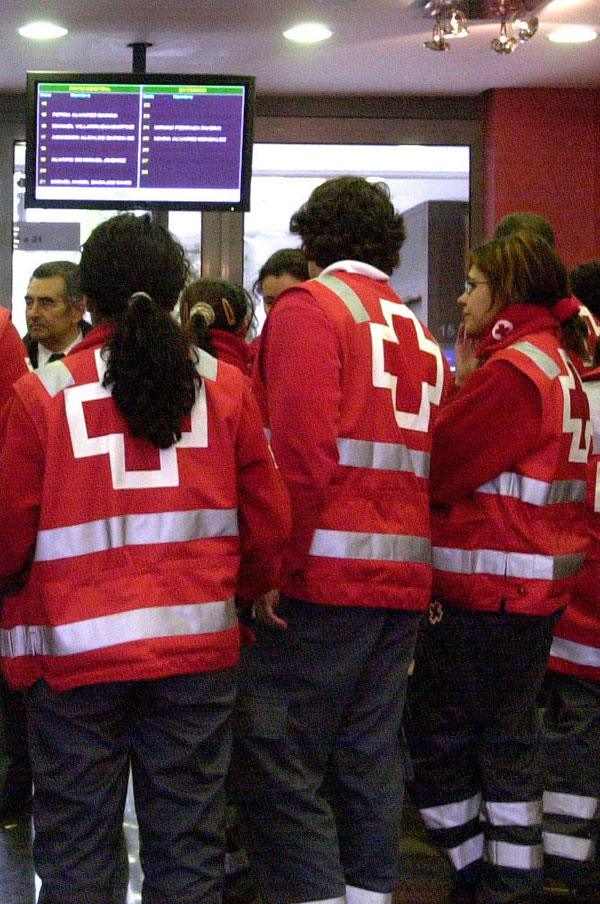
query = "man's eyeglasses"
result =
(464, 278, 489, 295)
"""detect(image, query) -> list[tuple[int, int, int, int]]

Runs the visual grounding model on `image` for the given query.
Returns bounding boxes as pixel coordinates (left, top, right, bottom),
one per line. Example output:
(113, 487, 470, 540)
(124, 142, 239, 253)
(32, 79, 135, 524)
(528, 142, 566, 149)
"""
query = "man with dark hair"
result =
(234, 175, 447, 904)
(253, 248, 310, 314)
(23, 260, 90, 368)
(493, 211, 556, 247)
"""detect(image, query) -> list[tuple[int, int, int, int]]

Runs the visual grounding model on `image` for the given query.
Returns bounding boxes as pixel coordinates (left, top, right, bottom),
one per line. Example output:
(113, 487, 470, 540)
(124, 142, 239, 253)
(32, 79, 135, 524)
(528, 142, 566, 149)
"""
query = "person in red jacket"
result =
(0, 213, 290, 904)
(0, 307, 27, 409)
(232, 176, 448, 904)
(179, 277, 255, 379)
(0, 306, 29, 825)
(406, 231, 591, 904)
(539, 360, 600, 902)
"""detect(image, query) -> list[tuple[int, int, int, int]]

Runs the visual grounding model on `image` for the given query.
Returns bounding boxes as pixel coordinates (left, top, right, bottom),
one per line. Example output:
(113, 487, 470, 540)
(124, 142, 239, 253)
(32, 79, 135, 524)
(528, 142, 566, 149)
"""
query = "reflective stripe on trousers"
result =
(345, 886, 392, 904)
(1, 598, 237, 659)
(543, 832, 597, 862)
(543, 790, 599, 820)
(420, 793, 482, 830)
(448, 834, 484, 871)
(485, 800, 541, 827)
(487, 840, 544, 869)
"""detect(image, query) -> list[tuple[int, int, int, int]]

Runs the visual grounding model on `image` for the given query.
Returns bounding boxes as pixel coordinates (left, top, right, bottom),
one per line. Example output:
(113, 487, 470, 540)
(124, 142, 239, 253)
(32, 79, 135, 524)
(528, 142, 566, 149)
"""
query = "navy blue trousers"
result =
(26, 669, 237, 904)
(232, 597, 421, 904)
(406, 602, 557, 904)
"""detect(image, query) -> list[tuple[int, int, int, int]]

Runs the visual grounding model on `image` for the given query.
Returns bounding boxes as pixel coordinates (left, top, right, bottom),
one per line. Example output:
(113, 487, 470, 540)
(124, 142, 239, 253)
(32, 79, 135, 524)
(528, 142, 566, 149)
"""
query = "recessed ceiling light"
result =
(548, 25, 597, 44)
(283, 23, 332, 44)
(18, 21, 68, 40)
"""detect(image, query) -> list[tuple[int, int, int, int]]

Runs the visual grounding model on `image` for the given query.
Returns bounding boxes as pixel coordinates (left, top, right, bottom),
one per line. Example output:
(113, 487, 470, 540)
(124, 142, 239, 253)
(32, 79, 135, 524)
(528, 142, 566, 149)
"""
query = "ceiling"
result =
(2, 0, 599, 98)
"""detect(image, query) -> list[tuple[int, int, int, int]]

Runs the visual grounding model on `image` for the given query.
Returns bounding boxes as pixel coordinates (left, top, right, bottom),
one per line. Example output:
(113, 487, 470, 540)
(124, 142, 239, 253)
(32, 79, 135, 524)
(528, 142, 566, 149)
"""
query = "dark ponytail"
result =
(80, 214, 200, 449)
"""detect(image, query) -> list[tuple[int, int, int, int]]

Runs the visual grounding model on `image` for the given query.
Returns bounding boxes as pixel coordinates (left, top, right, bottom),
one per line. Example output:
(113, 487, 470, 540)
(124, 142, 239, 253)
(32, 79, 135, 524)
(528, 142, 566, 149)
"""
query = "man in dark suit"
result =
(23, 260, 91, 369)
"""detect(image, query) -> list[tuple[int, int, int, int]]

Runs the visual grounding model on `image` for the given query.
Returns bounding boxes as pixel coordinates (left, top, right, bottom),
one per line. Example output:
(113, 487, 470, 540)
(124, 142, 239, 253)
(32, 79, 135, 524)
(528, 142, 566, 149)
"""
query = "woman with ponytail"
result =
(406, 231, 591, 904)
(179, 277, 254, 378)
(0, 213, 290, 904)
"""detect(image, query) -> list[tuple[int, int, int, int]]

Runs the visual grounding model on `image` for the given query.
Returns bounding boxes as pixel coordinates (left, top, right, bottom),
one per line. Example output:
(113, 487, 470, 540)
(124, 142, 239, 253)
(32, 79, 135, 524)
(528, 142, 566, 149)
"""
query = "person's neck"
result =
(41, 327, 80, 354)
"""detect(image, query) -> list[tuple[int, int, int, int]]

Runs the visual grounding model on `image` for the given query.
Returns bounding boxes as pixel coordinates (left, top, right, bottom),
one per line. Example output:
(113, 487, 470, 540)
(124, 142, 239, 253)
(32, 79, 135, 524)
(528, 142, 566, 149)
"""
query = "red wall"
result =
(483, 88, 600, 269)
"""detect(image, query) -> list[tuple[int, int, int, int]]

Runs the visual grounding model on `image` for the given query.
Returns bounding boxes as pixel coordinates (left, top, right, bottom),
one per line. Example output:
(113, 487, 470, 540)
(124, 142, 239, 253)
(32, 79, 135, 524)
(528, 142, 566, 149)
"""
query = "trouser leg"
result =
(407, 603, 555, 904)
(330, 609, 421, 902)
(406, 603, 484, 893)
(25, 679, 131, 904)
(232, 598, 413, 904)
(477, 613, 555, 904)
(540, 671, 600, 892)
(0, 674, 32, 821)
(130, 668, 237, 904)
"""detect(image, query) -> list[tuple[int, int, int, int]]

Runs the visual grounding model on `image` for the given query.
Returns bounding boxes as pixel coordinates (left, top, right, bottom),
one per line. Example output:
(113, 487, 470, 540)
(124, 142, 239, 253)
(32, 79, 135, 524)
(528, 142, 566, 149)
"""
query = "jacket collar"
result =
(477, 304, 561, 362)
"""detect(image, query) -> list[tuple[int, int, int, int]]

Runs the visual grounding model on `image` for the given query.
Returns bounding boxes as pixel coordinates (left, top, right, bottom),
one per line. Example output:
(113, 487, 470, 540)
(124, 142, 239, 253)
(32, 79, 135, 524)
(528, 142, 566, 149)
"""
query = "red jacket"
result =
(0, 308, 27, 410)
(210, 329, 253, 379)
(549, 366, 600, 679)
(260, 262, 448, 610)
(0, 324, 290, 691)
(432, 305, 590, 616)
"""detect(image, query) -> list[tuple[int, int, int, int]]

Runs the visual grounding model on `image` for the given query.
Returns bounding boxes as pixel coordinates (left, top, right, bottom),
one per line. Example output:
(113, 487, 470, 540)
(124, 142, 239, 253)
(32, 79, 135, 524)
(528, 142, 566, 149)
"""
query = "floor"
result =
(0, 789, 455, 904)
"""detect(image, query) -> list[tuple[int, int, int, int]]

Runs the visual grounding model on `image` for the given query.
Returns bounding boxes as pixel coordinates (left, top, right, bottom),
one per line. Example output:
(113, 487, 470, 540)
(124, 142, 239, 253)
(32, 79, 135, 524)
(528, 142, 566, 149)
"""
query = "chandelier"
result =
(423, 0, 539, 53)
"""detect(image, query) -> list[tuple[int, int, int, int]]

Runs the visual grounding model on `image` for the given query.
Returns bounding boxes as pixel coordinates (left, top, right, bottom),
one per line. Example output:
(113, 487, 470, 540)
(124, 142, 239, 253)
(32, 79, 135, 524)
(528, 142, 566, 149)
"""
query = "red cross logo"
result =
(371, 298, 444, 433)
(65, 348, 207, 489)
(559, 351, 591, 464)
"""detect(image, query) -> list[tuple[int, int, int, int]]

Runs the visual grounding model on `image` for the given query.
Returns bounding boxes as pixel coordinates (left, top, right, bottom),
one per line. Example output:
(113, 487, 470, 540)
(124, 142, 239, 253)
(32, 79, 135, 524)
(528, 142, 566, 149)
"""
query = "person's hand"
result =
(255, 589, 287, 630)
(454, 323, 479, 386)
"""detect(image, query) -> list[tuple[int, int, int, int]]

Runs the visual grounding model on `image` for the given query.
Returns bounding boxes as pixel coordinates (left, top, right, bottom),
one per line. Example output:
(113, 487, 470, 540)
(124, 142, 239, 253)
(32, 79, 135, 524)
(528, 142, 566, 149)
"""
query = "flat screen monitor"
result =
(25, 71, 255, 211)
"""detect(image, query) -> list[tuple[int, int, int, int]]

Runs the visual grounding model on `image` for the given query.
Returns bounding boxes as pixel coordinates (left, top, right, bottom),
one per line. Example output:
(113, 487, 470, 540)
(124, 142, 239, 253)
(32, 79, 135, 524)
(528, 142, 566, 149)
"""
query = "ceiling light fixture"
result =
(283, 23, 333, 43)
(423, 0, 539, 53)
(547, 25, 598, 43)
(18, 21, 68, 40)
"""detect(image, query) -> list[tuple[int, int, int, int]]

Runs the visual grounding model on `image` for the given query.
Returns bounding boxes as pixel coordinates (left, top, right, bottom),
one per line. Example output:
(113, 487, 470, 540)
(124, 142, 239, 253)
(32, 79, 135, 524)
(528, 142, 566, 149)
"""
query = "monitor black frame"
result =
(25, 71, 256, 212)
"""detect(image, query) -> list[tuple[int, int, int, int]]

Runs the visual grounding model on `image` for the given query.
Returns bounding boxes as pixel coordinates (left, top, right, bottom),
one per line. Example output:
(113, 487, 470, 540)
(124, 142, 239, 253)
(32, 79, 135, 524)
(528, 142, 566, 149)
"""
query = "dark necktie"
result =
(47, 352, 65, 363)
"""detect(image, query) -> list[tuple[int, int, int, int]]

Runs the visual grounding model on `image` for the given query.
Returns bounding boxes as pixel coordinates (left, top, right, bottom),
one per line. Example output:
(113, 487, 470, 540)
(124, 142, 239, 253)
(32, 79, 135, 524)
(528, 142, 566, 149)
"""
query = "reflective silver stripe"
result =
(433, 547, 585, 581)
(583, 381, 600, 455)
(313, 274, 370, 323)
(0, 598, 237, 659)
(543, 832, 596, 862)
(486, 800, 541, 827)
(543, 791, 599, 819)
(550, 636, 600, 669)
(35, 509, 239, 562)
(36, 361, 75, 397)
(420, 794, 482, 830)
(510, 341, 561, 380)
(310, 530, 431, 563)
(346, 887, 392, 904)
(299, 899, 346, 904)
(487, 840, 543, 869)
(196, 348, 218, 381)
(447, 834, 484, 871)
(476, 472, 587, 506)
(337, 437, 430, 478)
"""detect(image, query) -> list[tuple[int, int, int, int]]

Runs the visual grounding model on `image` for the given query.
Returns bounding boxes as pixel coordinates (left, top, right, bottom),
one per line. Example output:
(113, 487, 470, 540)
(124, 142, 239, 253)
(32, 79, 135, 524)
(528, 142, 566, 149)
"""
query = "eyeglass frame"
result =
(464, 277, 490, 295)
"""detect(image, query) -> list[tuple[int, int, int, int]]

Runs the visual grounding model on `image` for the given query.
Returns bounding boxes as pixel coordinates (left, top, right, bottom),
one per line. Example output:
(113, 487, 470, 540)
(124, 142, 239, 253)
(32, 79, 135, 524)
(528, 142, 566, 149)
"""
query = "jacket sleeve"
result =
(261, 290, 342, 579)
(235, 380, 291, 602)
(0, 392, 45, 583)
(0, 317, 28, 412)
(430, 358, 543, 505)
